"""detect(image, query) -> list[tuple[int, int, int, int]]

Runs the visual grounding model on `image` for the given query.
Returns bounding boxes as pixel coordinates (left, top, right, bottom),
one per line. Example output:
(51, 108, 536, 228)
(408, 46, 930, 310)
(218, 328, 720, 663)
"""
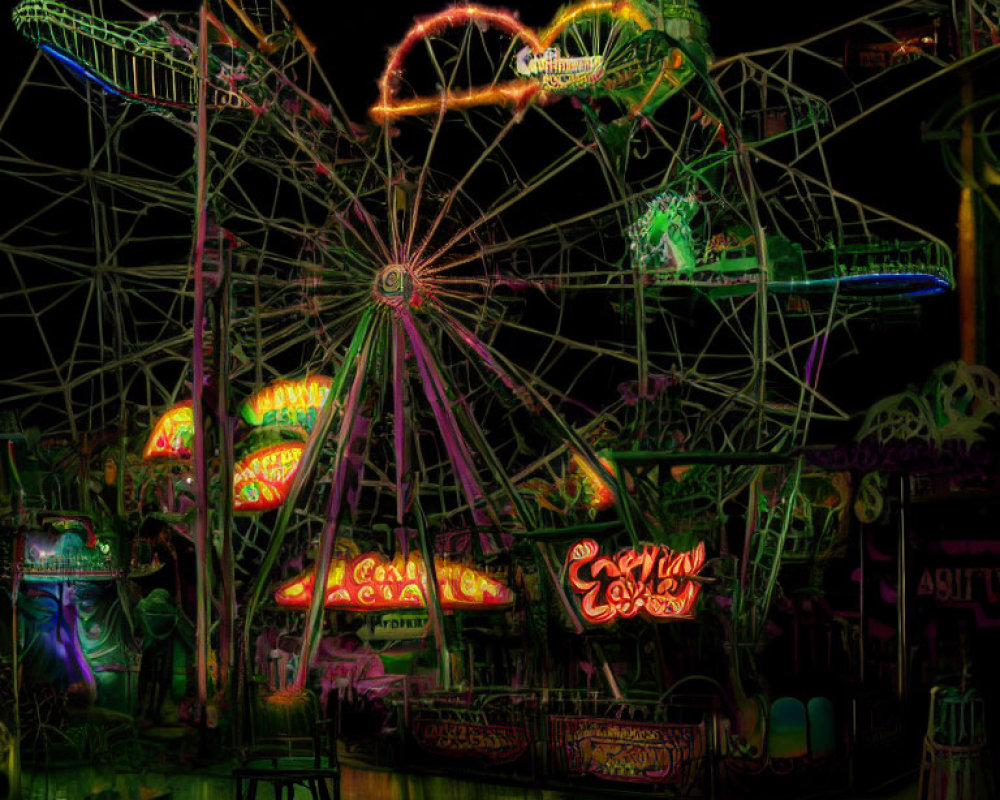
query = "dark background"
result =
(0, 0, 983, 413)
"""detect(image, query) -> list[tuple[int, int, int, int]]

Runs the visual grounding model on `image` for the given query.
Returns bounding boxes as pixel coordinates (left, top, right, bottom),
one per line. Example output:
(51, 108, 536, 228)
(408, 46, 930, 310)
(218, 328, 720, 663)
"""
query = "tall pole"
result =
(216, 239, 235, 695)
(957, 0, 978, 364)
(392, 323, 410, 542)
(858, 523, 865, 685)
(958, 73, 977, 365)
(415, 493, 451, 691)
(192, 3, 211, 711)
(896, 477, 909, 703)
(292, 332, 374, 692)
(8, 587, 21, 799)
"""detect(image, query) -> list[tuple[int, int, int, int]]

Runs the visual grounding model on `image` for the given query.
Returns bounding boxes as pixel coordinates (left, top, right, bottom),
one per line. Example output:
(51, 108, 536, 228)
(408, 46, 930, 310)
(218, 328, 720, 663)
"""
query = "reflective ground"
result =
(21, 765, 919, 800)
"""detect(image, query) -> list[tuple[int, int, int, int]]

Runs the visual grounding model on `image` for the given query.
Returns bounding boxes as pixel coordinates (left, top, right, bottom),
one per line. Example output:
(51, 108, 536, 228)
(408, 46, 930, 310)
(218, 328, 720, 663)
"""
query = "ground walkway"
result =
(22, 763, 921, 800)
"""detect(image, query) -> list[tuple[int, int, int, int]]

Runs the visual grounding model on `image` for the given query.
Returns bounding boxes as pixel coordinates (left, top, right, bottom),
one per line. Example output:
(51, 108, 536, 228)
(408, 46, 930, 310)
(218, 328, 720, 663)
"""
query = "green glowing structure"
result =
(12, 0, 273, 110)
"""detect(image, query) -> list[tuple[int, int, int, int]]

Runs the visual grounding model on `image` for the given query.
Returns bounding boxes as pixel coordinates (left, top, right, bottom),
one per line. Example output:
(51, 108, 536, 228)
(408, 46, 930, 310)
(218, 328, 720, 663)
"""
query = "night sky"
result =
(291, 0, 970, 408)
(0, 0, 973, 418)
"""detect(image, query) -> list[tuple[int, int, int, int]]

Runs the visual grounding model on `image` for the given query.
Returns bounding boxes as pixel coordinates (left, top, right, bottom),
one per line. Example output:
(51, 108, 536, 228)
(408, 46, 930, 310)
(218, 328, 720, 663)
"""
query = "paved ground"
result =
(20, 764, 926, 800)
(340, 768, 923, 800)
(843, 780, 917, 800)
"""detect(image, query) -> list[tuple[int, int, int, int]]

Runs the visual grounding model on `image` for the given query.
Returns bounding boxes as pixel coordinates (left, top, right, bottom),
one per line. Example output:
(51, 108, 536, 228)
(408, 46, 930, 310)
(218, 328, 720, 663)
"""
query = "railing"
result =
(14, 0, 255, 109)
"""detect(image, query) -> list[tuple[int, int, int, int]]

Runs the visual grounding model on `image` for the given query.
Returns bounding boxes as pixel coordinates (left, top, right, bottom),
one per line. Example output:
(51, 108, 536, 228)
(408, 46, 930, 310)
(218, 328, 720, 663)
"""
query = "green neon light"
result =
(13, 0, 265, 110)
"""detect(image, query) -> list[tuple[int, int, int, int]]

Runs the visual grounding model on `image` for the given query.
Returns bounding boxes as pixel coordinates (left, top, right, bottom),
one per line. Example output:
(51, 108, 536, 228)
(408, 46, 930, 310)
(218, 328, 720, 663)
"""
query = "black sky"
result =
(0, 1, 977, 416)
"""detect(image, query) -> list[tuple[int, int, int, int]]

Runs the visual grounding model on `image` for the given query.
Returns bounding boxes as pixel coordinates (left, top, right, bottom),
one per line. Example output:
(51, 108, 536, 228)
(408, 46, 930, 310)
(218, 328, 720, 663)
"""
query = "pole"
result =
(192, 3, 211, 711)
(292, 333, 374, 692)
(415, 493, 451, 691)
(958, 73, 977, 364)
(896, 477, 908, 703)
(859, 523, 865, 685)
(216, 237, 235, 696)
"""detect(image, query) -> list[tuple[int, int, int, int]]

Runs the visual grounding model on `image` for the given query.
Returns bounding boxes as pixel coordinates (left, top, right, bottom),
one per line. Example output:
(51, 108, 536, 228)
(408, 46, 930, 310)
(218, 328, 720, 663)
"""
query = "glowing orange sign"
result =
(239, 375, 332, 430)
(274, 550, 513, 612)
(567, 539, 705, 624)
(370, 1, 657, 122)
(570, 453, 616, 511)
(233, 442, 305, 512)
(142, 401, 194, 460)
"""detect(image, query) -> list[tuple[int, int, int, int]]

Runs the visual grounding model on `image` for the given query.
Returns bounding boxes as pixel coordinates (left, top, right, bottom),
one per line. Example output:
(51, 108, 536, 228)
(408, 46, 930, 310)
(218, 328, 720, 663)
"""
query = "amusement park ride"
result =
(0, 0, 998, 797)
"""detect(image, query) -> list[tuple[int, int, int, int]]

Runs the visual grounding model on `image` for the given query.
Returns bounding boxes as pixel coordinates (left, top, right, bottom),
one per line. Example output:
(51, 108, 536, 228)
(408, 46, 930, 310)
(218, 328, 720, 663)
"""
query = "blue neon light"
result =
(41, 44, 122, 97)
(660, 268, 951, 297)
(774, 272, 952, 297)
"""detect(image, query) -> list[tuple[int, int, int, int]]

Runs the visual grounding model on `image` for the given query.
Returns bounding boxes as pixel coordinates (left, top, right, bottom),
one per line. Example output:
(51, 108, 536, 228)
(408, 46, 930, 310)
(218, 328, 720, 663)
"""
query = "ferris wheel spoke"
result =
(241, 305, 376, 663)
(403, 103, 450, 262)
(421, 193, 638, 278)
(400, 120, 529, 269)
(422, 321, 542, 530)
(392, 322, 411, 528)
(432, 304, 537, 411)
(293, 319, 377, 691)
(398, 307, 501, 542)
(448, 300, 637, 369)
(404, 112, 525, 268)
(419, 146, 592, 273)
(249, 117, 393, 262)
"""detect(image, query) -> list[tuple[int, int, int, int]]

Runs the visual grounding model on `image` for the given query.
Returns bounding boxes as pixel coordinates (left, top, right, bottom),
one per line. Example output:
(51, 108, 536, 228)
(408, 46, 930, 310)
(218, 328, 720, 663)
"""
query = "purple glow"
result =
(437, 307, 537, 412)
(400, 309, 496, 549)
(293, 333, 374, 691)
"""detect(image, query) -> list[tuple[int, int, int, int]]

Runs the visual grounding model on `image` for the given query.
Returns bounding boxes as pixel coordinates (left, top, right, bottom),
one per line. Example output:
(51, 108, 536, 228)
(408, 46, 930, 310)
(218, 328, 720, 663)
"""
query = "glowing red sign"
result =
(142, 401, 194, 460)
(239, 375, 332, 430)
(412, 716, 530, 764)
(566, 539, 705, 623)
(233, 442, 305, 512)
(274, 551, 513, 612)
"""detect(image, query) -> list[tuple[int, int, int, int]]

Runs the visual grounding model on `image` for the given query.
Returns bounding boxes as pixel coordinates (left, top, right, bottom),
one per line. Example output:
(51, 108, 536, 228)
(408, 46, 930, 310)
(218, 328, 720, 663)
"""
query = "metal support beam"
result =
(896, 477, 909, 703)
(958, 73, 978, 364)
(192, 3, 211, 711)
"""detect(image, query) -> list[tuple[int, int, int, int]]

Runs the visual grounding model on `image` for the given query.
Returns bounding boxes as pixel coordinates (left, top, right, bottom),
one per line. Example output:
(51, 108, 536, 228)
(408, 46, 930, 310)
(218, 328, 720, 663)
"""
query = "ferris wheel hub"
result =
(375, 264, 416, 306)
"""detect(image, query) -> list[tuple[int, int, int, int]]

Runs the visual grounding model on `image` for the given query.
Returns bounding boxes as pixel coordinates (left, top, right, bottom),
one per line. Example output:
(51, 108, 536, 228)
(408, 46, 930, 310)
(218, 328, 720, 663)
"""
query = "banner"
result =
(412, 714, 530, 764)
(548, 716, 705, 784)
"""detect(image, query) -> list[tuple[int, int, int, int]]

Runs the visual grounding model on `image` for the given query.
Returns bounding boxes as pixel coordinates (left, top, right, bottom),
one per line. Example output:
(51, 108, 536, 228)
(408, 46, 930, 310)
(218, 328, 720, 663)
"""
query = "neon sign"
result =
(549, 716, 705, 785)
(274, 550, 513, 612)
(232, 441, 305, 512)
(239, 375, 332, 430)
(514, 47, 604, 91)
(517, 451, 616, 516)
(412, 715, 530, 764)
(370, 1, 679, 122)
(142, 401, 194, 460)
(566, 539, 705, 623)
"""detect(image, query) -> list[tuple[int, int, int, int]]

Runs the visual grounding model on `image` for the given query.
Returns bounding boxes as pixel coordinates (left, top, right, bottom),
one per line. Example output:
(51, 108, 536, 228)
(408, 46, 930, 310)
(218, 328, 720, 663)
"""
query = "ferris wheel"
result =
(0, 0, 982, 694)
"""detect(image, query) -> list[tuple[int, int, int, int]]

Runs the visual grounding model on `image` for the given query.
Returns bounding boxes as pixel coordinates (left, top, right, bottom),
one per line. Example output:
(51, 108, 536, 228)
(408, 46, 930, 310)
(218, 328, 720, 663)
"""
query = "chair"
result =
(806, 697, 836, 762)
(917, 686, 994, 800)
(233, 688, 340, 800)
(768, 697, 809, 761)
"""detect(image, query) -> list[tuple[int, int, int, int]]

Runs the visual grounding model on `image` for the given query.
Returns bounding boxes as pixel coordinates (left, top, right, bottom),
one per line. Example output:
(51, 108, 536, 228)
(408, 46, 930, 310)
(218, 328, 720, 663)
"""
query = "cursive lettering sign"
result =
(566, 539, 705, 623)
